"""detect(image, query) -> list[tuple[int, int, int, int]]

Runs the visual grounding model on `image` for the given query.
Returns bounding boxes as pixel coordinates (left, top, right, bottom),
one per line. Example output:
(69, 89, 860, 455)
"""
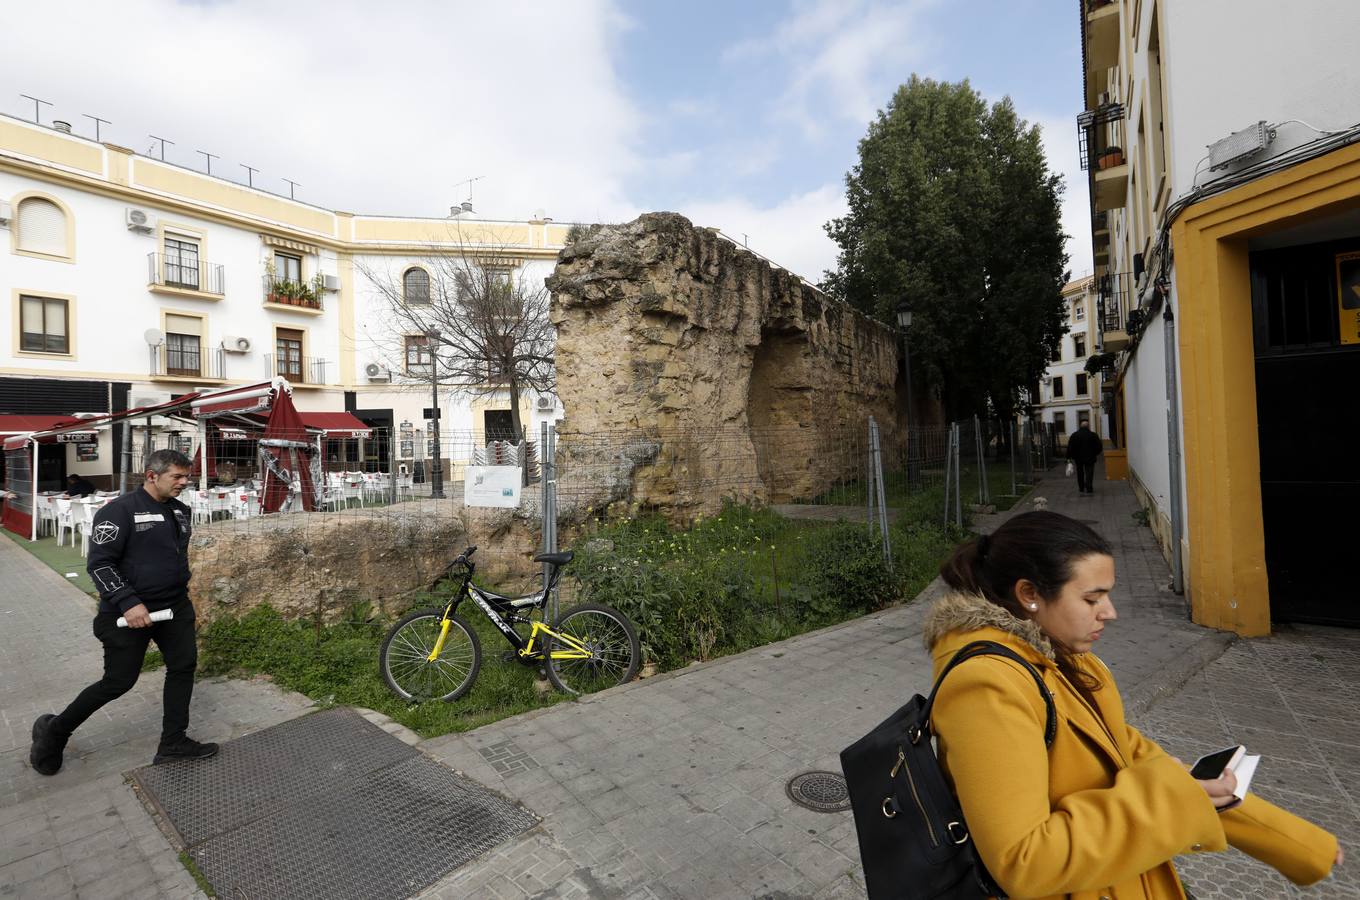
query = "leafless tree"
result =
(357, 231, 555, 441)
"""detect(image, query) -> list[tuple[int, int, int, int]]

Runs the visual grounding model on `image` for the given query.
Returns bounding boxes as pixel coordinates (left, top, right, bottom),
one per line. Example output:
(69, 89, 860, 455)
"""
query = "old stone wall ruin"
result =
(546, 213, 902, 516)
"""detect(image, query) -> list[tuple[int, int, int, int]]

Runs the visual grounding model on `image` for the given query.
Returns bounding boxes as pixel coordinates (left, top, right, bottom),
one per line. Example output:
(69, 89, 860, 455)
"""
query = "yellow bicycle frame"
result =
(521, 621, 593, 660)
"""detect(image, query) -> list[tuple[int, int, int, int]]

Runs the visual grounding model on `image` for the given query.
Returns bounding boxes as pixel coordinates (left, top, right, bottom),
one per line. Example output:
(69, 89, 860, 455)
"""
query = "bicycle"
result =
(379, 545, 641, 702)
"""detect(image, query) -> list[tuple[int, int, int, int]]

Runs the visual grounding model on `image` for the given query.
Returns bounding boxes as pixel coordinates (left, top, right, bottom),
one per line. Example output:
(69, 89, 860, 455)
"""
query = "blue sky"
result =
(0, 0, 1092, 281)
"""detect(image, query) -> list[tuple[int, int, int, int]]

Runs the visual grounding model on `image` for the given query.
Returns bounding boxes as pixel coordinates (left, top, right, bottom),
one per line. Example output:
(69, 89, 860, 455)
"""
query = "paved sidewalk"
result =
(412, 463, 1359, 899)
(2, 460, 1354, 899)
(0, 534, 314, 898)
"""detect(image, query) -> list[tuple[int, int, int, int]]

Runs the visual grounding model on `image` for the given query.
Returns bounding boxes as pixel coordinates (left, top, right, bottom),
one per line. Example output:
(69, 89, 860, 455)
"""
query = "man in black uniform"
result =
(1065, 420, 1104, 495)
(29, 449, 218, 775)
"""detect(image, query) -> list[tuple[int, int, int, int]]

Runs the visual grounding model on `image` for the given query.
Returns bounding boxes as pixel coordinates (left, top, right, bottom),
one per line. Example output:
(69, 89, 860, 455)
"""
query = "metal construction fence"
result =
(36, 415, 1060, 638)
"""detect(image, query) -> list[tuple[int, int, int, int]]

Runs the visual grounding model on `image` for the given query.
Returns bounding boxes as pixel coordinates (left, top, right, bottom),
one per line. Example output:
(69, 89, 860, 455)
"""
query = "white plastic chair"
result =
(363, 473, 389, 505)
(341, 476, 365, 508)
(395, 473, 413, 501)
(72, 502, 93, 556)
(320, 484, 344, 511)
(231, 491, 258, 520)
(36, 496, 59, 537)
(54, 498, 74, 546)
(189, 491, 213, 525)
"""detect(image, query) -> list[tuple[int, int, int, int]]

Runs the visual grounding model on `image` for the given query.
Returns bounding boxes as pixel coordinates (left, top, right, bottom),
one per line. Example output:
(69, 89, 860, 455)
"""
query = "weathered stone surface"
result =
(547, 213, 902, 514)
(188, 503, 468, 624)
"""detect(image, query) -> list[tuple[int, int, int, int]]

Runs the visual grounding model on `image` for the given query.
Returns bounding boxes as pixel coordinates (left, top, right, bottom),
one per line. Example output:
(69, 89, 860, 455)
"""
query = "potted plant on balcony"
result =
(1097, 145, 1124, 170)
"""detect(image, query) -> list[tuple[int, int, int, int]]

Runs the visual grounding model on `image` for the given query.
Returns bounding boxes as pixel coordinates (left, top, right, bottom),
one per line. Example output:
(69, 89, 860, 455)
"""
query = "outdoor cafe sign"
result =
(56, 432, 97, 444)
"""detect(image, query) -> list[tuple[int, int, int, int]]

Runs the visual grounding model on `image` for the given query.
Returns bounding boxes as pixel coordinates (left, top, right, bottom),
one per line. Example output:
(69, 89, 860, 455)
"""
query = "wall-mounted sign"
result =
(76, 443, 99, 461)
(219, 429, 251, 440)
(1336, 251, 1360, 345)
(399, 440, 414, 458)
(464, 465, 521, 508)
(56, 432, 96, 443)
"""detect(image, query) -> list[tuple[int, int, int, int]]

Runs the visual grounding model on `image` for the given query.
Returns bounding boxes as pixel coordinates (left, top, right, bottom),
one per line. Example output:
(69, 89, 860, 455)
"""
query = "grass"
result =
(803, 460, 1042, 519)
(198, 599, 571, 739)
(177, 852, 216, 897)
(3, 529, 96, 596)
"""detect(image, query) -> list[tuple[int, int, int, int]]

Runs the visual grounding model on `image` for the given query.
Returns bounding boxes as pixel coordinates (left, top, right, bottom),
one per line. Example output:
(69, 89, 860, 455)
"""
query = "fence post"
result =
(866, 420, 876, 528)
(541, 422, 553, 596)
(953, 423, 963, 528)
(868, 418, 892, 571)
(1009, 421, 1017, 496)
(942, 423, 954, 527)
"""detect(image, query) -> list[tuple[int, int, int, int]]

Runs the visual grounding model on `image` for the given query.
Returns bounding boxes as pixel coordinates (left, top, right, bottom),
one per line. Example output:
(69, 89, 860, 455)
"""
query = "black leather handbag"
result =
(839, 640, 1056, 900)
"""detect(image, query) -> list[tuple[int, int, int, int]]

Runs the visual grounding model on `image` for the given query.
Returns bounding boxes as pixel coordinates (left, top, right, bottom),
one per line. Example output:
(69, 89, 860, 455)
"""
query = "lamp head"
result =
(895, 301, 913, 331)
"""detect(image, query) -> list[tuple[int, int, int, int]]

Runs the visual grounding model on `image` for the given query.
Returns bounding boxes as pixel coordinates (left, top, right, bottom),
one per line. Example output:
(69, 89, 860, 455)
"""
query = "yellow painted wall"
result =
(132, 160, 335, 235)
(0, 119, 103, 174)
(1171, 141, 1360, 637)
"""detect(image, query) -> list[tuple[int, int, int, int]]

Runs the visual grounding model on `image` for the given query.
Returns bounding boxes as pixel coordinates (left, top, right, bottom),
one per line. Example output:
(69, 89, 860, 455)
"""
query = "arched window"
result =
(403, 267, 430, 305)
(16, 197, 69, 257)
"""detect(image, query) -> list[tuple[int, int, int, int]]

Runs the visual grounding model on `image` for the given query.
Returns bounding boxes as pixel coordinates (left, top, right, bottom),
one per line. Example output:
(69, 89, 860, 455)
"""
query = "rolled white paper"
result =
(116, 608, 174, 628)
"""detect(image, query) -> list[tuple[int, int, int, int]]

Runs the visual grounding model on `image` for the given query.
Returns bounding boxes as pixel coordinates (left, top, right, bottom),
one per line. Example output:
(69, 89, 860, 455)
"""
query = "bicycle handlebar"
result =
(454, 545, 478, 566)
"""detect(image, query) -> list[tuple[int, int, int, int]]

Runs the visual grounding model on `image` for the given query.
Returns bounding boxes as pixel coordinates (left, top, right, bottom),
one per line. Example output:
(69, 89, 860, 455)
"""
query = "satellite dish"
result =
(143, 328, 164, 347)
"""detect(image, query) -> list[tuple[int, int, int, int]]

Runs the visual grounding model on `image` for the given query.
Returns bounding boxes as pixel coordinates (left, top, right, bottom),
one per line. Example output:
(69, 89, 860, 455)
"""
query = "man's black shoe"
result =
(153, 737, 219, 765)
(30, 714, 68, 776)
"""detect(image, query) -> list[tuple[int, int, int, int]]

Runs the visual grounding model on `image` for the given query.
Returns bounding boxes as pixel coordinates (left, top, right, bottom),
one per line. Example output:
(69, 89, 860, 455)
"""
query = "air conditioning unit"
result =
(132, 391, 173, 409)
(536, 396, 554, 410)
(126, 207, 155, 233)
(0, 200, 10, 227)
(221, 335, 252, 353)
(321, 274, 341, 292)
(364, 362, 391, 382)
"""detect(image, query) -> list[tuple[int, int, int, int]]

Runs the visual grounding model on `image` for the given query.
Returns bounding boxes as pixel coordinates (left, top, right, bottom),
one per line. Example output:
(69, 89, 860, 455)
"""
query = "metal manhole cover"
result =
(786, 770, 850, 812)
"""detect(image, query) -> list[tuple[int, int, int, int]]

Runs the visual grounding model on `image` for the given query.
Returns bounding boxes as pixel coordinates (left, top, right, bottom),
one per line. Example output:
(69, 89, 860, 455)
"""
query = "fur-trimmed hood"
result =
(922, 590, 1056, 662)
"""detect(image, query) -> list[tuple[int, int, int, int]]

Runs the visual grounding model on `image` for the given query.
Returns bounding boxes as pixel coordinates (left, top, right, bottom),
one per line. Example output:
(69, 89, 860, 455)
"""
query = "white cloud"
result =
(724, 0, 935, 139)
(0, 0, 641, 225)
(1032, 112, 1094, 281)
(682, 183, 847, 285)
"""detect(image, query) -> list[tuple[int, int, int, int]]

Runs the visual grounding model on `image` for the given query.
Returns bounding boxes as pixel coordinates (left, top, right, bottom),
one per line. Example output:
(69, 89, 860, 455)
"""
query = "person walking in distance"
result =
(29, 449, 218, 774)
(1066, 419, 1103, 495)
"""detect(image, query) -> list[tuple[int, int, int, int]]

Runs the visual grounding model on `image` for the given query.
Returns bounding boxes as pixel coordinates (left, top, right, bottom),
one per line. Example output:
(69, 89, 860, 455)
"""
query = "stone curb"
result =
(1121, 629, 1237, 720)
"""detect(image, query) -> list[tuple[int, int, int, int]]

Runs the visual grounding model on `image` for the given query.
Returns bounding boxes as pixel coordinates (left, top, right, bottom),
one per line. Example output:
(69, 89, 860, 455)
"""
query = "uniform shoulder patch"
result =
(91, 522, 120, 545)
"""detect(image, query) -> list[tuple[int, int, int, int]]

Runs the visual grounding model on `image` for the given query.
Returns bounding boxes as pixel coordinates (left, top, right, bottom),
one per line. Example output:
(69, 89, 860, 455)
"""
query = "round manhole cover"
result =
(786, 770, 850, 812)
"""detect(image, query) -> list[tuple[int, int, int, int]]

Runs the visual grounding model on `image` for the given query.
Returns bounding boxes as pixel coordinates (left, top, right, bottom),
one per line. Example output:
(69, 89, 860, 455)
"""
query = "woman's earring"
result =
(1028, 603, 1038, 611)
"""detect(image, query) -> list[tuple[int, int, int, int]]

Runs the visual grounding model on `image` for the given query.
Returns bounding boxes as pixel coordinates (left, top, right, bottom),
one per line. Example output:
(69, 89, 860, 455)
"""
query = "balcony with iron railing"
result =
(262, 274, 324, 313)
(148, 252, 225, 297)
(264, 353, 328, 386)
(149, 344, 226, 381)
(1078, 103, 1128, 213)
(1092, 210, 1111, 265)
(1096, 271, 1133, 352)
(1084, 0, 1121, 72)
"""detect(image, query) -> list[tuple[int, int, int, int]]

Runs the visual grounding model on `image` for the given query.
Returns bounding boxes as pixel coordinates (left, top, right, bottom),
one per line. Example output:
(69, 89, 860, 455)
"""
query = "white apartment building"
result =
(1033, 276, 1101, 445)
(1078, 0, 1360, 632)
(0, 114, 569, 490)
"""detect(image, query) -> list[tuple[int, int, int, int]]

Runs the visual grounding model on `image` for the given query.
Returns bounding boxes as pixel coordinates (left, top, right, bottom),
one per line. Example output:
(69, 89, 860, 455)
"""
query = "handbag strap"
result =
(920, 639, 1057, 747)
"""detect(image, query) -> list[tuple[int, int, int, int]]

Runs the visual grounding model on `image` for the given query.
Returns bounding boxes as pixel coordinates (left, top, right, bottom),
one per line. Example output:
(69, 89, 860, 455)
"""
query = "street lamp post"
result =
(427, 329, 444, 499)
(895, 301, 918, 489)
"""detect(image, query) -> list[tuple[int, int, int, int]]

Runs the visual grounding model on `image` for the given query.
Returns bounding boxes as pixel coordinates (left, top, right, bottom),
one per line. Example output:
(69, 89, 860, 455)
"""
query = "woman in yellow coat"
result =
(924, 511, 1342, 899)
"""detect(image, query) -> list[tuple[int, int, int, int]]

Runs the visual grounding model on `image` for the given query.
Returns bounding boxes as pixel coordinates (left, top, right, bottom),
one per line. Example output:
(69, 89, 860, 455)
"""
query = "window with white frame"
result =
(1074, 334, 1087, 358)
(16, 198, 68, 257)
(164, 235, 201, 289)
(164, 313, 203, 376)
(20, 295, 69, 353)
(403, 267, 431, 305)
(274, 251, 302, 284)
(1051, 375, 1065, 398)
(405, 335, 433, 374)
(1074, 299, 1085, 321)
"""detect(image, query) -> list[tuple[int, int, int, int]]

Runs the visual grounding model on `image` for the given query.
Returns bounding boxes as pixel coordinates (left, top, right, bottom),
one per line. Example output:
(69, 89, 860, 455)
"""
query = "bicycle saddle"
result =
(533, 550, 574, 566)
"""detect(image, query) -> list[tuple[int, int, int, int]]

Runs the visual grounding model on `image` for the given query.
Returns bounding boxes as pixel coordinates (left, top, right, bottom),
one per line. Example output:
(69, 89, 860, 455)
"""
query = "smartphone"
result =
(1190, 745, 1245, 780)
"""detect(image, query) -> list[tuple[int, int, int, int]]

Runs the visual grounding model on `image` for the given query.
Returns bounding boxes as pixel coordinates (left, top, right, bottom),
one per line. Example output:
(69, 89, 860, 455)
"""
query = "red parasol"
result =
(259, 385, 317, 513)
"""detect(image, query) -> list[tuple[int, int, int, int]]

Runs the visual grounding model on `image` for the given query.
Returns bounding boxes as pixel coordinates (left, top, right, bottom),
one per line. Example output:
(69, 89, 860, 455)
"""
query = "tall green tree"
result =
(824, 76, 1069, 423)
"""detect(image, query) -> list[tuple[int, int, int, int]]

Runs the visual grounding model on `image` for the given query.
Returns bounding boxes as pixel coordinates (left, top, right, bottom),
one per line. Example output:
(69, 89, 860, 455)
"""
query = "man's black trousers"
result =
(52, 600, 197, 745)
(1077, 461, 1096, 493)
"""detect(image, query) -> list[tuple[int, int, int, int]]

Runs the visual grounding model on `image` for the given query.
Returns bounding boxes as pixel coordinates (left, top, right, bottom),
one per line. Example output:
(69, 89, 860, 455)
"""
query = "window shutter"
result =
(17, 199, 67, 256)
(165, 313, 203, 336)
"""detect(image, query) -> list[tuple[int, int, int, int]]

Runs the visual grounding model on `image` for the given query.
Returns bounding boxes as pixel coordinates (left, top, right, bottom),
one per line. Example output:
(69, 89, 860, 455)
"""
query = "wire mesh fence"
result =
(19, 413, 1058, 718)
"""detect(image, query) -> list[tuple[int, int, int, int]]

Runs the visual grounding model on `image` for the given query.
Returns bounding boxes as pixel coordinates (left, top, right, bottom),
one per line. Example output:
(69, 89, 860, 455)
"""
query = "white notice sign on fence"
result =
(463, 465, 521, 508)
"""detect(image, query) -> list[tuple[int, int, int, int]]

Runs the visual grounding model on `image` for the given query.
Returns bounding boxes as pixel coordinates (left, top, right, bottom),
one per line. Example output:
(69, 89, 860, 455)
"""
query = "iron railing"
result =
(149, 344, 225, 379)
(1097, 272, 1133, 333)
(1077, 103, 1126, 172)
(264, 353, 328, 385)
(147, 252, 225, 295)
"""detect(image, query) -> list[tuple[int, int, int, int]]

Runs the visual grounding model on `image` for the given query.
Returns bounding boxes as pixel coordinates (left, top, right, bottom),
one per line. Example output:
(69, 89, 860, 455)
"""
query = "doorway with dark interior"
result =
(1251, 234, 1360, 627)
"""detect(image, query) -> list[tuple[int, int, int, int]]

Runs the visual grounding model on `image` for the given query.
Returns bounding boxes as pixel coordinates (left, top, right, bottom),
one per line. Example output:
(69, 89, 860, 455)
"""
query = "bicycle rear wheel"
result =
(542, 602, 640, 696)
(380, 609, 481, 702)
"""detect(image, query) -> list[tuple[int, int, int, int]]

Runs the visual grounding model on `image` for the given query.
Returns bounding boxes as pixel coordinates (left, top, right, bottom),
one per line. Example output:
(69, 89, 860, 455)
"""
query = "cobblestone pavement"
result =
(3, 458, 1354, 899)
(0, 534, 314, 899)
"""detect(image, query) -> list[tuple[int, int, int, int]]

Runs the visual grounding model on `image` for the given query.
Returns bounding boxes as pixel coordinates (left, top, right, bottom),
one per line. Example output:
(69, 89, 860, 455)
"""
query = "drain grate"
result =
(131, 707, 538, 900)
(786, 770, 851, 813)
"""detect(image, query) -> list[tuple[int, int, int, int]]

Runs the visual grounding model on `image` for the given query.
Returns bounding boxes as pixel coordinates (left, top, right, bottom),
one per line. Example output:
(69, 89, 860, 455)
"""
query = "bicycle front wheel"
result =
(380, 609, 481, 702)
(542, 602, 641, 696)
